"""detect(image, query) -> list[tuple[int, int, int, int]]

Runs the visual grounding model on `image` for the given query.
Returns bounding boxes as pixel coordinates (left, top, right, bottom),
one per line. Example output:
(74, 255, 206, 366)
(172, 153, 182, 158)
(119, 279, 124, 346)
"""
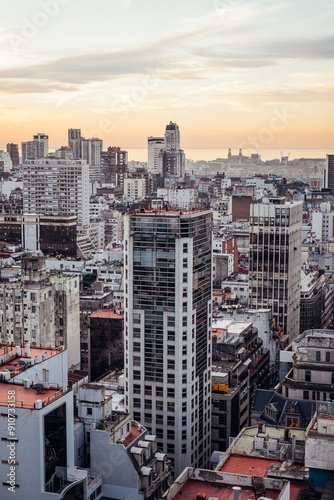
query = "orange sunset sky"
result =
(0, 0, 334, 151)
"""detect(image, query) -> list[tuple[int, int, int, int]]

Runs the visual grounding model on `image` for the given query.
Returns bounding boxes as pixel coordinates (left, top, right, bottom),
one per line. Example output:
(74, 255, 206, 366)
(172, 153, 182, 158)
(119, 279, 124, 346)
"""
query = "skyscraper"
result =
(124, 208, 213, 476)
(159, 122, 185, 186)
(148, 136, 164, 174)
(249, 197, 302, 339)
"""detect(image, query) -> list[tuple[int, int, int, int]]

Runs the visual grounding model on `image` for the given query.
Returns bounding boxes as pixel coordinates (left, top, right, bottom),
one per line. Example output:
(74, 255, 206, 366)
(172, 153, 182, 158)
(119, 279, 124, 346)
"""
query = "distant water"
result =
(127, 148, 334, 163)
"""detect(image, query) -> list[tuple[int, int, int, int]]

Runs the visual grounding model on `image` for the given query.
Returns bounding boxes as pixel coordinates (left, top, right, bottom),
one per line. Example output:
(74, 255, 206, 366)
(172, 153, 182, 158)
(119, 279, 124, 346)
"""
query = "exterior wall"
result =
(0, 391, 73, 500)
(90, 432, 141, 500)
(51, 276, 80, 370)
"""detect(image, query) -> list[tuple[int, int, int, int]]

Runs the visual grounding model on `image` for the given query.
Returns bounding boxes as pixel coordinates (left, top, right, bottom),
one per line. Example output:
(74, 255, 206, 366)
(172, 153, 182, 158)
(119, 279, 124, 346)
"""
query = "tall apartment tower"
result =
(148, 136, 165, 174)
(249, 197, 302, 340)
(159, 122, 185, 186)
(21, 133, 49, 162)
(82, 137, 103, 166)
(6, 143, 19, 166)
(165, 121, 180, 150)
(23, 158, 90, 227)
(68, 128, 82, 159)
(124, 209, 213, 477)
(325, 154, 334, 193)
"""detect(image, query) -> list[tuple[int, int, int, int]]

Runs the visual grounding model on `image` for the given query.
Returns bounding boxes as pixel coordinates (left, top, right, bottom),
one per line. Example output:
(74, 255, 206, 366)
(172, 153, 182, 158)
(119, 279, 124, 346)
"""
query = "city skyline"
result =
(0, 0, 333, 149)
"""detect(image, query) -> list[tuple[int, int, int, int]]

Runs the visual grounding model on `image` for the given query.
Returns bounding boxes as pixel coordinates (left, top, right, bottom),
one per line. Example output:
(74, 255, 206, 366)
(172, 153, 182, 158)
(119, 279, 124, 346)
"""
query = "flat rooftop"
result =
(90, 309, 124, 319)
(171, 478, 280, 500)
(0, 383, 65, 410)
(220, 455, 307, 500)
(0, 345, 66, 409)
(0, 345, 61, 377)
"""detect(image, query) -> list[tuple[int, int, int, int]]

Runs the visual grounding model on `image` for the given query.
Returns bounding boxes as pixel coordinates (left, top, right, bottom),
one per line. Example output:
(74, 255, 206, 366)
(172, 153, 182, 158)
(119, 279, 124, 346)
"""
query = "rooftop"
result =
(0, 344, 66, 409)
(170, 478, 281, 500)
(0, 383, 66, 409)
(90, 309, 124, 319)
(220, 455, 307, 500)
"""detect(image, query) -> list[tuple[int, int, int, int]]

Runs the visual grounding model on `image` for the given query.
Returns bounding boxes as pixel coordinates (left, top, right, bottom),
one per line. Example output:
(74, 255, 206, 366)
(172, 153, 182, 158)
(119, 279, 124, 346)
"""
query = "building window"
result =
(167, 443, 175, 454)
(156, 387, 163, 396)
(183, 273, 188, 283)
(326, 352, 331, 363)
(133, 398, 141, 408)
(167, 388, 175, 398)
(183, 243, 188, 253)
(156, 401, 163, 411)
(316, 351, 321, 362)
(156, 415, 163, 424)
(167, 416, 175, 426)
(168, 402, 175, 412)
(167, 345, 175, 355)
(167, 373, 175, 384)
(133, 370, 140, 380)
(145, 386, 152, 396)
(133, 313, 140, 324)
(303, 391, 309, 400)
(167, 360, 175, 370)
(167, 316, 175, 327)
(145, 400, 152, 409)
(87, 408, 92, 415)
(305, 370, 311, 382)
(167, 331, 175, 341)
(167, 429, 175, 440)
(332, 373, 334, 384)
(182, 444, 187, 454)
(134, 384, 141, 394)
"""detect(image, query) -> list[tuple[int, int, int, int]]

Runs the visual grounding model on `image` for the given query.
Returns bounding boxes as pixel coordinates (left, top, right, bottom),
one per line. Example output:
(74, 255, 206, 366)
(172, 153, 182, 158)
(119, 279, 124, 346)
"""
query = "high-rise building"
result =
(6, 143, 19, 167)
(68, 128, 82, 159)
(165, 122, 180, 150)
(249, 197, 302, 339)
(101, 146, 128, 189)
(148, 136, 164, 174)
(82, 137, 103, 166)
(325, 154, 334, 193)
(159, 122, 185, 186)
(21, 133, 48, 162)
(124, 208, 213, 476)
(23, 159, 90, 227)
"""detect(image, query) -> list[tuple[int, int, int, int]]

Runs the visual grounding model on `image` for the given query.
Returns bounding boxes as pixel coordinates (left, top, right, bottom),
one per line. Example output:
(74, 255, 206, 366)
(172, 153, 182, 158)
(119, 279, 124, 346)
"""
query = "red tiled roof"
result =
(90, 309, 124, 319)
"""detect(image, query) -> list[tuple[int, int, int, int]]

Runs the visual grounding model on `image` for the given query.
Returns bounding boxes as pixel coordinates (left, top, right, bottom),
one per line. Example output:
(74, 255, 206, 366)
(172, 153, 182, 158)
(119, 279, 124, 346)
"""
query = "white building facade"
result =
(23, 159, 90, 227)
(148, 136, 165, 174)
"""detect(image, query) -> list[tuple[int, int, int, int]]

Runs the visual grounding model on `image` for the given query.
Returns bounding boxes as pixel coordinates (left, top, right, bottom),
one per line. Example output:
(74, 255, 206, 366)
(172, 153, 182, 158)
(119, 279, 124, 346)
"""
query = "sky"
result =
(0, 0, 334, 152)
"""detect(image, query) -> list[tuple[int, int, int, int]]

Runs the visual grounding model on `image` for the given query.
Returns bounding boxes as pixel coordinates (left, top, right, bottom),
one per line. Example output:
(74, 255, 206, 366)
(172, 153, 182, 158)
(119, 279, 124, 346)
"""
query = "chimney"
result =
(232, 486, 241, 500)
